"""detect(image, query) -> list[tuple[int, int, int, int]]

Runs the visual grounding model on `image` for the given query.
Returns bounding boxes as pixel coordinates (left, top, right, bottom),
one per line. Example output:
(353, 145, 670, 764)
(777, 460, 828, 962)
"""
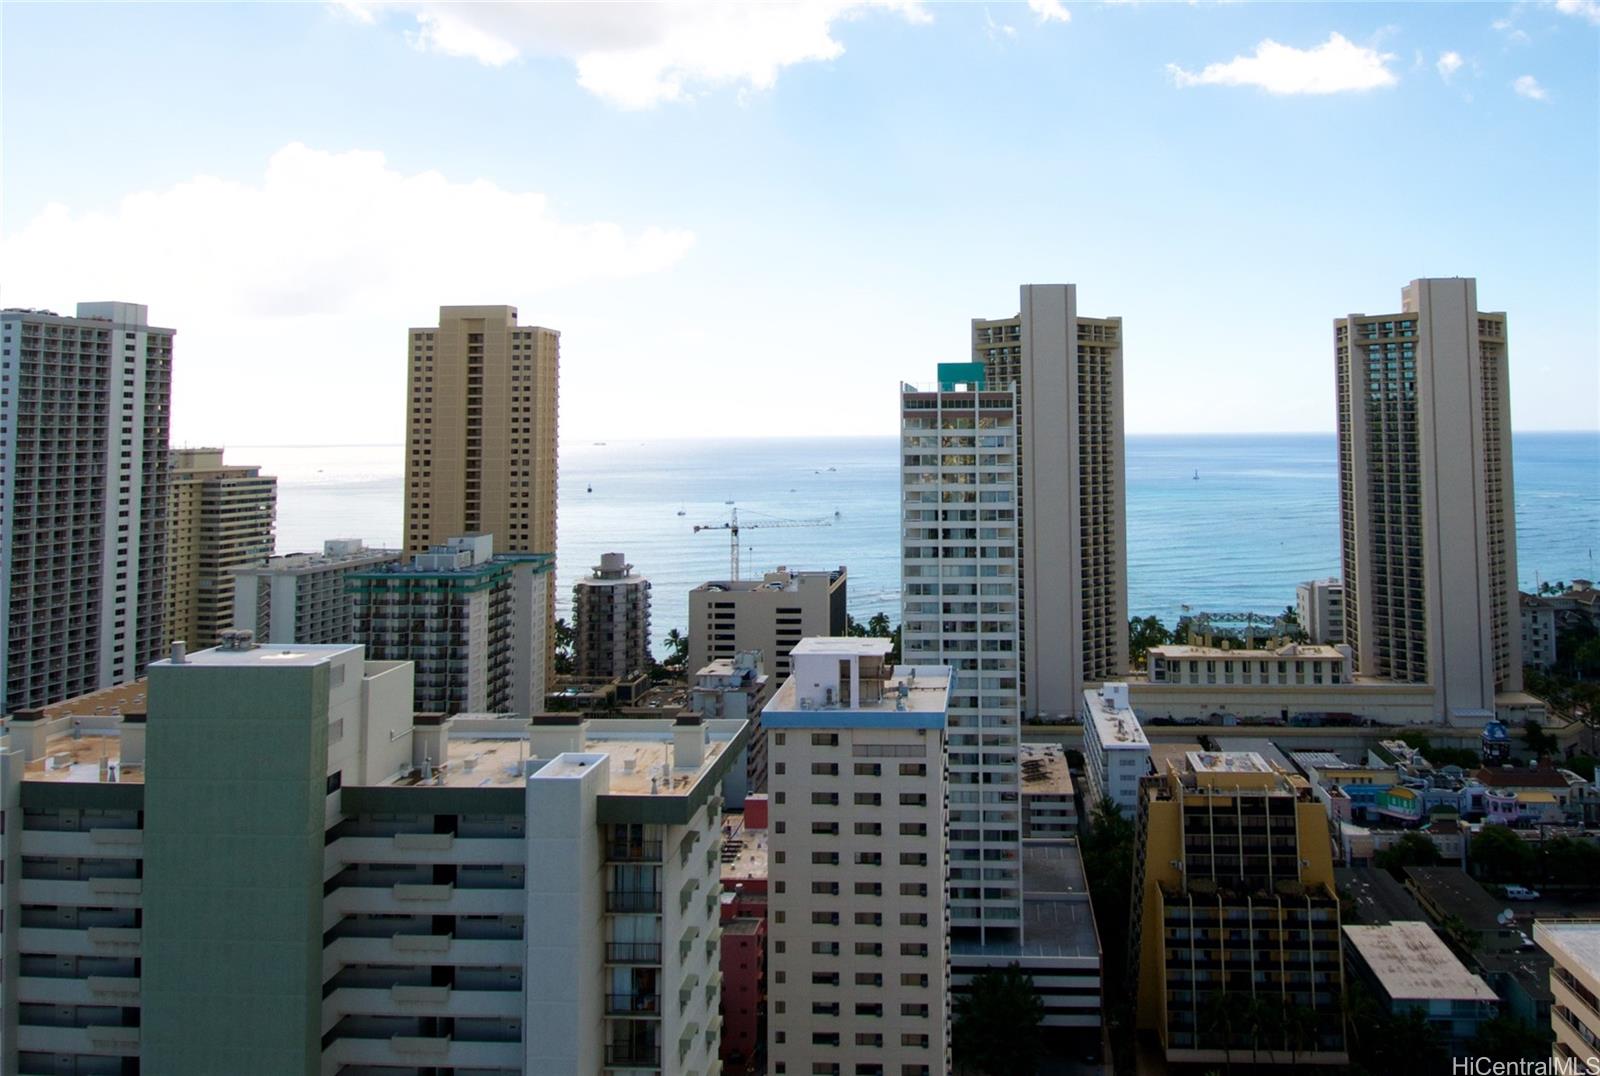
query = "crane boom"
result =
(691, 506, 831, 580)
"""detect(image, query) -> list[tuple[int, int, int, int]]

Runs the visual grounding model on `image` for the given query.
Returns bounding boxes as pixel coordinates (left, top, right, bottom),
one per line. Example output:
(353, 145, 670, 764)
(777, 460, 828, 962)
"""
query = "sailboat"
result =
(1192, 469, 1199, 481)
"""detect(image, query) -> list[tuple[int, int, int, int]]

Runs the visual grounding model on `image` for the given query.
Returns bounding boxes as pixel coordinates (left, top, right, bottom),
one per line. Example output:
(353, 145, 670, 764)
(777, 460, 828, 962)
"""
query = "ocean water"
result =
(249, 432, 1598, 653)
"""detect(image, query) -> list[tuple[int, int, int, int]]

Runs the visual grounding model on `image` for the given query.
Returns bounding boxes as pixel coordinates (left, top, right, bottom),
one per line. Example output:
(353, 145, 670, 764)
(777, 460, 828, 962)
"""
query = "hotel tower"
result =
(1335, 278, 1522, 721)
(403, 306, 560, 680)
(0, 302, 172, 712)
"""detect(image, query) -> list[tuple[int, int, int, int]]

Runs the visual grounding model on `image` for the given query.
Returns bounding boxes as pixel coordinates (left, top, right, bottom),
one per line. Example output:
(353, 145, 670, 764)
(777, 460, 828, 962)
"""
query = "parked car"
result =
(1504, 885, 1542, 901)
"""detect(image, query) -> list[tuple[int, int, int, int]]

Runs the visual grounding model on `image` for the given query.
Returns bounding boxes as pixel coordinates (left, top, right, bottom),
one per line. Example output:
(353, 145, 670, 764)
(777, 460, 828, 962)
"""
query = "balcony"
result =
(605, 1043, 662, 1067)
(607, 992, 662, 1016)
(606, 942, 663, 965)
(607, 890, 662, 914)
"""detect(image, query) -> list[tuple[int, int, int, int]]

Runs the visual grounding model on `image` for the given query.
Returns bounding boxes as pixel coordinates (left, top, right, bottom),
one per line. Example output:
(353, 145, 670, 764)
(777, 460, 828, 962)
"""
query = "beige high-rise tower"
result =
(971, 284, 1128, 719)
(1335, 278, 1522, 721)
(166, 448, 277, 649)
(404, 306, 560, 672)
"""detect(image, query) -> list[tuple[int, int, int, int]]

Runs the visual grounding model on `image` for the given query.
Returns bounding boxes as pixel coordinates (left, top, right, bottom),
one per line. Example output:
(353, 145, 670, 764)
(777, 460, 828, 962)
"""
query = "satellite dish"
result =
(1497, 909, 1514, 925)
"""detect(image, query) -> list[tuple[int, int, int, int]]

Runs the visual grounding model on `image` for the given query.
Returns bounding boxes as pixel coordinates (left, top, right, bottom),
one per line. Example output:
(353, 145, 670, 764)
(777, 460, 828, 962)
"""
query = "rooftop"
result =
(1188, 751, 1272, 774)
(955, 842, 1098, 962)
(692, 567, 844, 594)
(154, 641, 361, 669)
(1019, 743, 1073, 796)
(1335, 866, 1428, 925)
(1476, 763, 1575, 789)
(720, 814, 768, 881)
(39, 680, 148, 719)
(1534, 920, 1600, 977)
(1082, 687, 1147, 748)
(1149, 643, 1349, 660)
(790, 637, 892, 657)
(234, 546, 401, 576)
(1404, 866, 1513, 933)
(22, 733, 141, 785)
(765, 663, 950, 723)
(433, 729, 733, 794)
(1344, 922, 1499, 1002)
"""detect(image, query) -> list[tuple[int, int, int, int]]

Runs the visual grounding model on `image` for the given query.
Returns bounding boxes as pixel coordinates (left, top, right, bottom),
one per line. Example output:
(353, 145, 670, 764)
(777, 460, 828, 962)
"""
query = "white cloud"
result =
(985, 9, 1018, 40)
(1491, 16, 1531, 43)
(1027, 0, 1071, 23)
(1167, 32, 1398, 95)
(1436, 50, 1464, 80)
(342, 1, 931, 108)
(1513, 73, 1549, 100)
(0, 144, 694, 443)
(1553, 0, 1600, 26)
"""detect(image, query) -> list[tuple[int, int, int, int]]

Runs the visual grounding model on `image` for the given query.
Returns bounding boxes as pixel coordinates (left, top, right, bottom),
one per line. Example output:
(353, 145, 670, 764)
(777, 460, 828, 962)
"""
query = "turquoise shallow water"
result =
(252, 432, 1598, 655)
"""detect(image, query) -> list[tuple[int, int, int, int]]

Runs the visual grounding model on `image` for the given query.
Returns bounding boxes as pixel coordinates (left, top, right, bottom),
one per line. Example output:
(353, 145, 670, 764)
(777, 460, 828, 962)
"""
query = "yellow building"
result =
(403, 305, 560, 675)
(1129, 751, 1348, 1065)
(166, 448, 276, 649)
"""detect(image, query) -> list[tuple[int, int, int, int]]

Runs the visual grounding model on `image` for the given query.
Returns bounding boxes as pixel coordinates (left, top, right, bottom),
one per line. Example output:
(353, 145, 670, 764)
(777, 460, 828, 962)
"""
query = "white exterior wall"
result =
(1080, 688, 1150, 816)
(526, 754, 607, 1075)
(901, 381, 1023, 938)
(1297, 578, 1345, 646)
(766, 725, 949, 1074)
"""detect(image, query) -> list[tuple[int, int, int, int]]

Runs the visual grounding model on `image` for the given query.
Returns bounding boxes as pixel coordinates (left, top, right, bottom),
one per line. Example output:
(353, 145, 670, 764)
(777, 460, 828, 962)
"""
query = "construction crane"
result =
(692, 507, 830, 581)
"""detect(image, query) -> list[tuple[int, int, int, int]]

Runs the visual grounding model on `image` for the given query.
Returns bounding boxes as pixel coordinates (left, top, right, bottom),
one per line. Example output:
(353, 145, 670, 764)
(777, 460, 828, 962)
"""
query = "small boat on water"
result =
(1192, 470, 1199, 481)
(724, 499, 734, 505)
(676, 508, 686, 516)
(827, 466, 837, 472)
(586, 484, 593, 493)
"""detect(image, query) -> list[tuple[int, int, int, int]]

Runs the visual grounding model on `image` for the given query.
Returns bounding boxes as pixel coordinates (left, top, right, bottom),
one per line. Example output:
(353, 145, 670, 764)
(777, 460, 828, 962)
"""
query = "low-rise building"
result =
(231, 538, 402, 644)
(1343, 922, 1500, 1047)
(686, 651, 774, 797)
(1476, 762, 1588, 825)
(763, 637, 952, 1076)
(1080, 682, 1149, 816)
(719, 810, 768, 1074)
(1521, 593, 1559, 671)
(1297, 577, 1345, 645)
(1148, 642, 1354, 688)
(687, 566, 847, 680)
(1533, 919, 1600, 1069)
(1020, 743, 1077, 837)
(349, 534, 552, 716)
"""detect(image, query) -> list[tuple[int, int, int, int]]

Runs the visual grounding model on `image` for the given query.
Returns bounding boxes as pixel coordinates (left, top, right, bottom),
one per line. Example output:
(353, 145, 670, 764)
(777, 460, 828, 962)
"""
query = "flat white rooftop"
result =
(767, 665, 950, 717)
(1081, 689, 1147, 748)
(1344, 922, 1498, 1002)
(1535, 920, 1600, 977)
(790, 637, 893, 658)
(152, 643, 360, 669)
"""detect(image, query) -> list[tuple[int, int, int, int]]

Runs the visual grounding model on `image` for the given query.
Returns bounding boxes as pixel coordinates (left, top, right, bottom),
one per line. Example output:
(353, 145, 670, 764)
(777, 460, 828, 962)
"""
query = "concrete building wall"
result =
(1336, 279, 1521, 720)
(166, 447, 276, 649)
(973, 285, 1128, 719)
(1, 303, 173, 712)
(142, 655, 330, 1074)
(403, 306, 560, 682)
(688, 567, 846, 679)
(232, 542, 403, 644)
(1297, 578, 1345, 645)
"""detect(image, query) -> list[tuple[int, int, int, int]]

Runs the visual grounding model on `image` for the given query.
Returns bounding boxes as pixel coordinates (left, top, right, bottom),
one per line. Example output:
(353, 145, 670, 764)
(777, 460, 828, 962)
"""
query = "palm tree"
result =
(662, 627, 688, 669)
(1243, 994, 1283, 1063)
(1285, 1003, 1319, 1063)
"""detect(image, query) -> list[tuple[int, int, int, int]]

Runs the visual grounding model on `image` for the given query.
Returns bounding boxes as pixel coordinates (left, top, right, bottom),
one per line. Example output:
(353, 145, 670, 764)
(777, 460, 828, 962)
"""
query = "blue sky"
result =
(3, 1, 1596, 444)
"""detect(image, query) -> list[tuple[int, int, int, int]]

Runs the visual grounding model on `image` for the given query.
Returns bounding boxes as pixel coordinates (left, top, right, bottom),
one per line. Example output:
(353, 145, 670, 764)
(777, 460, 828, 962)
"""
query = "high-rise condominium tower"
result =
(971, 283, 1127, 718)
(1335, 278, 1521, 720)
(900, 363, 1023, 939)
(404, 306, 559, 670)
(0, 302, 172, 712)
(166, 447, 276, 649)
